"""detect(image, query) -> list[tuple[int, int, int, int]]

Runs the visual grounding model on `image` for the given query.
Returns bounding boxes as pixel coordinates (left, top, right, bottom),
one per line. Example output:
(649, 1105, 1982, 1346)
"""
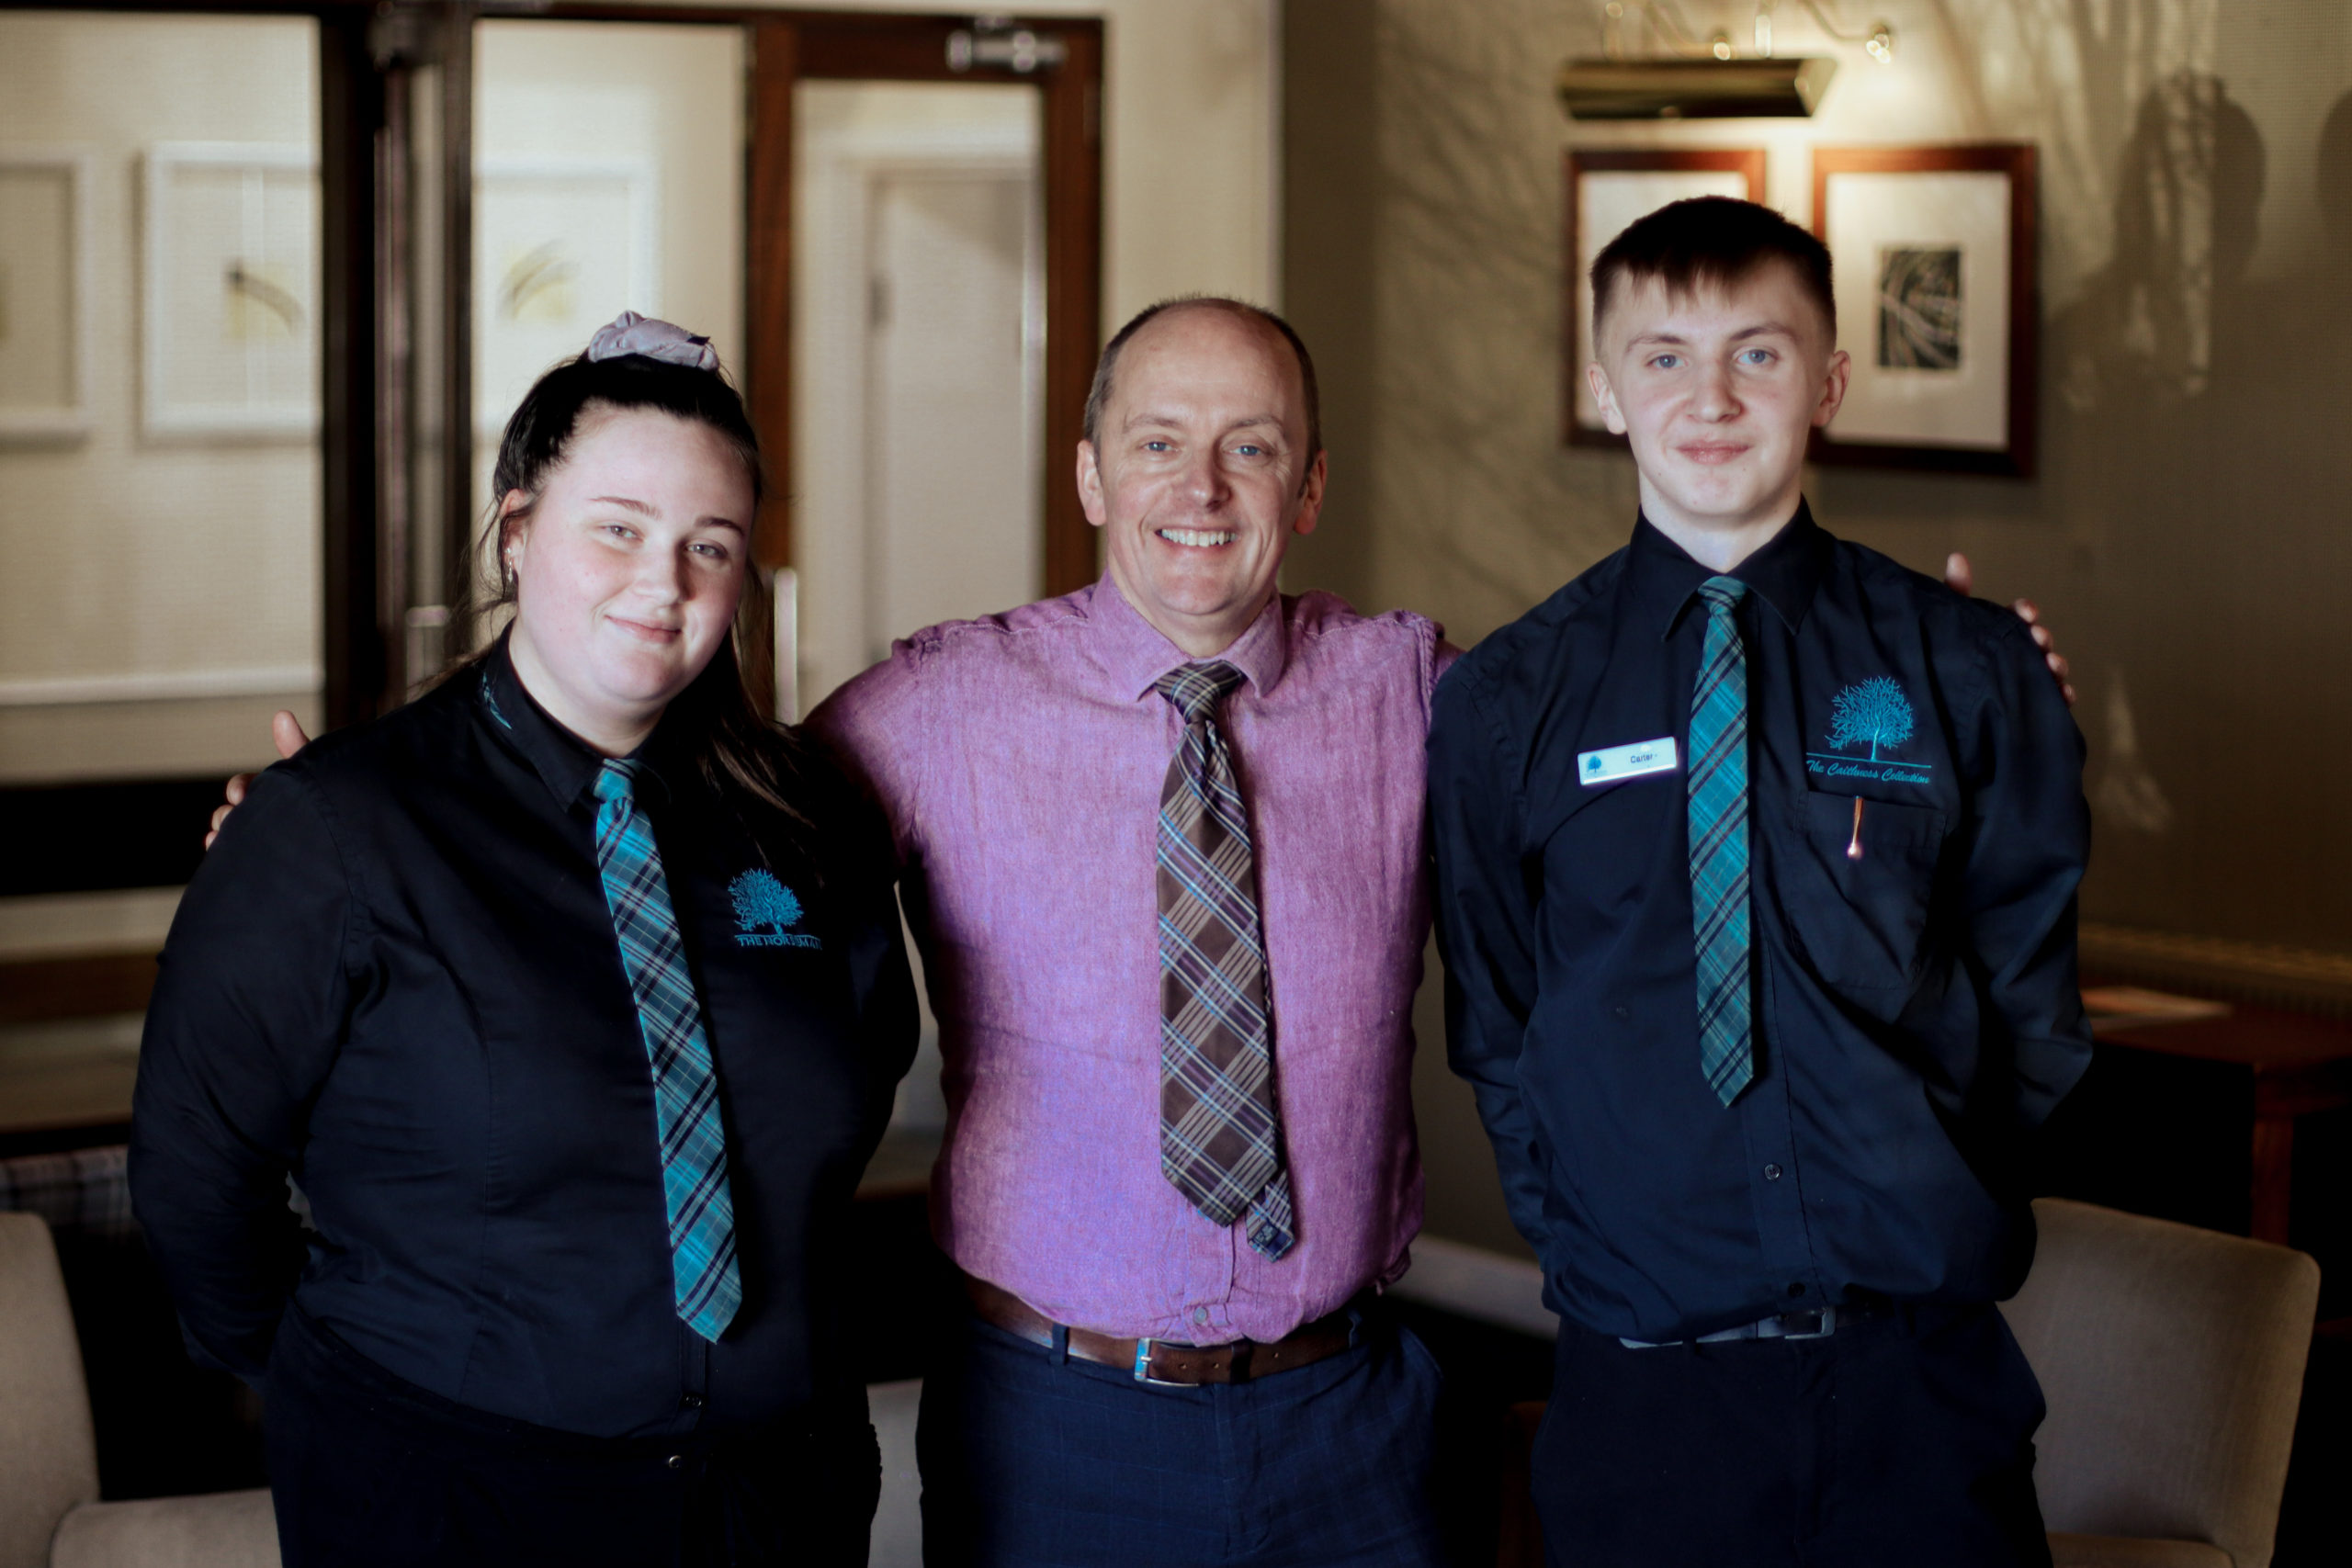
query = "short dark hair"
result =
(1590, 197, 1836, 348)
(1082, 296, 1323, 461)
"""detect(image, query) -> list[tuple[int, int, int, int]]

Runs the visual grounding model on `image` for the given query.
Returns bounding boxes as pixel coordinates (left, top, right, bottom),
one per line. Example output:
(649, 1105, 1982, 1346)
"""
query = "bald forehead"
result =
(1110, 305, 1305, 420)
(1125, 302, 1297, 378)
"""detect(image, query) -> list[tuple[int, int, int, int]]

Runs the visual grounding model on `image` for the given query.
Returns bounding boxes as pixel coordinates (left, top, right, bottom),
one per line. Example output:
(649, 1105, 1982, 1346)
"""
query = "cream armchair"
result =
(2003, 1198, 2321, 1568)
(0, 1213, 277, 1568)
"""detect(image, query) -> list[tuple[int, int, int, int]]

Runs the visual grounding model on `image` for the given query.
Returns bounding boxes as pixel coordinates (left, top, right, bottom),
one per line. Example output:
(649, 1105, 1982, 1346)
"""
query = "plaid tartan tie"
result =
(1689, 577, 1755, 1107)
(592, 760, 742, 1340)
(1152, 661, 1295, 1259)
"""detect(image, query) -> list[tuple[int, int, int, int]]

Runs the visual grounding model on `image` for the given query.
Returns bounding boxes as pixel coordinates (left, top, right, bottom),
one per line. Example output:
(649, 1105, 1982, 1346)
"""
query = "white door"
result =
(791, 81, 1044, 716)
(864, 170, 1040, 664)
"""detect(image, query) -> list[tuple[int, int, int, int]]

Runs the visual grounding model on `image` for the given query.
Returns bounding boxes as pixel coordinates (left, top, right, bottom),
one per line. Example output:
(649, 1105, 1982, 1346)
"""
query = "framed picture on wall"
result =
(1564, 147, 1767, 447)
(142, 141, 320, 440)
(0, 148, 95, 446)
(1810, 144, 2038, 476)
(476, 157, 662, 435)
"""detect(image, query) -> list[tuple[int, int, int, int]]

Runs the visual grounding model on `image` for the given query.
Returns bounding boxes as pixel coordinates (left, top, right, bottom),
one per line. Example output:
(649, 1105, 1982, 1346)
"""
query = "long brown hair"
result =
(465, 350, 832, 870)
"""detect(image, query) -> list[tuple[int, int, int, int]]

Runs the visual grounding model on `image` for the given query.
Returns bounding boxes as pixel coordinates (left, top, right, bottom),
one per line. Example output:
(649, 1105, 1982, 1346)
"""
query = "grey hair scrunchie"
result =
(584, 310, 720, 373)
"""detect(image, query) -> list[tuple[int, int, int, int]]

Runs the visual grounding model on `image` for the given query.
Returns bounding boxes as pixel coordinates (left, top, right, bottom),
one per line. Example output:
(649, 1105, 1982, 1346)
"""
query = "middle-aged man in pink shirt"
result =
(804, 298, 1455, 1566)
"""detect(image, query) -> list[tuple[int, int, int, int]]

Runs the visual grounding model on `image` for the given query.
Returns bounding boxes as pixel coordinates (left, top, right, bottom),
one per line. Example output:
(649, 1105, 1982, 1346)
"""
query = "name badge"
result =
(1578, 737, 1679, 787)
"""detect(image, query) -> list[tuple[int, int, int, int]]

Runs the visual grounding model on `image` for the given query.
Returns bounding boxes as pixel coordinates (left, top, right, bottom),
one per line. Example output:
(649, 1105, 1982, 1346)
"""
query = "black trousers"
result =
(1532, 1303, 2052, 1568)
(263, 1307, 879, 1568)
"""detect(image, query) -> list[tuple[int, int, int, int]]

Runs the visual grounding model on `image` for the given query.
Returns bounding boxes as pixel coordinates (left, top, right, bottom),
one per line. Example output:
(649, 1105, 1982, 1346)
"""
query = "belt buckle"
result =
(1132, 1337, 1189, 1387)
(1777, 1306, 1836, 1341)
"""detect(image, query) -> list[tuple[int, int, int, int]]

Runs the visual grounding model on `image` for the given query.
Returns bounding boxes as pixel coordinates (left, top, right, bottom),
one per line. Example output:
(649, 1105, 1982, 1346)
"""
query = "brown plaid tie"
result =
(1153, 661, 1294, 1258)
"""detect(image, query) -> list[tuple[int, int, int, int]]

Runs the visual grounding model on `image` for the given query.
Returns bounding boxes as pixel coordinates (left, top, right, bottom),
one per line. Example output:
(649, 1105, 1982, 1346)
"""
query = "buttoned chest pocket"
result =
(1775, 792, 1950, 999)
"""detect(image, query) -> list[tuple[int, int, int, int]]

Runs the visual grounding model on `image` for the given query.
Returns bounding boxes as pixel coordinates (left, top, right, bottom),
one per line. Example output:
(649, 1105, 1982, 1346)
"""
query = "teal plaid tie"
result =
(1689, 577, 1755, 1107)
(592, 759, 742, 1341)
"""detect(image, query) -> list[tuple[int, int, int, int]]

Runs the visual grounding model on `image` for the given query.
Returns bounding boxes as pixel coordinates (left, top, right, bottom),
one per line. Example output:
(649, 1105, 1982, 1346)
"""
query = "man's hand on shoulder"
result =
(1944, 551, 2075, 708)
(205, 710, 311, 850)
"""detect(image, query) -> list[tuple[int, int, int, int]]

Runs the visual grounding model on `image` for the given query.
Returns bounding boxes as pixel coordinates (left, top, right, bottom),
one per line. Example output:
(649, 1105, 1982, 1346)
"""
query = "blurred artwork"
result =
(142, 142, 318, 438)
(1876, 246, 1962, 371)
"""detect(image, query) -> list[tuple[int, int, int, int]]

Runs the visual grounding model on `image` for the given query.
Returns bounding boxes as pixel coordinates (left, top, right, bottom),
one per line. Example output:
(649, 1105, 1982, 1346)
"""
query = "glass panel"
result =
(791, 82, 1046, 715)
(0, 11, 323, 785)
(470, 17, 746, 595)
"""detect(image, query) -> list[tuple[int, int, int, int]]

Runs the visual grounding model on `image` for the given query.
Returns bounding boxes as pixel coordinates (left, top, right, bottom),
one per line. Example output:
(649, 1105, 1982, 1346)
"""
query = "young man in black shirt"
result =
(1429, 197, 2089, 1565)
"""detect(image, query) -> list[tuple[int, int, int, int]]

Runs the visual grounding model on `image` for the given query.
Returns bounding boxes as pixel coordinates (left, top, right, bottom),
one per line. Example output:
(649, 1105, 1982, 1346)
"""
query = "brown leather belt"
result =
(963, 1277, 1359, 1386)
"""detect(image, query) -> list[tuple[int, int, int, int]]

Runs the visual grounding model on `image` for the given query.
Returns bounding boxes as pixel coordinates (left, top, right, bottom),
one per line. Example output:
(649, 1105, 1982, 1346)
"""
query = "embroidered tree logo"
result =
(729, 870, 801, 937)
(1828, 677, 1917, 761)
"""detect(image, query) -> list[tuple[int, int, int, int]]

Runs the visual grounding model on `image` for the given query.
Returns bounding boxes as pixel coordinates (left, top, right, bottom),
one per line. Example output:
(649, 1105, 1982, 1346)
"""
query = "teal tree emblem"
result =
(729, 870, 802, 939)
(1828, 677, 1916, 761)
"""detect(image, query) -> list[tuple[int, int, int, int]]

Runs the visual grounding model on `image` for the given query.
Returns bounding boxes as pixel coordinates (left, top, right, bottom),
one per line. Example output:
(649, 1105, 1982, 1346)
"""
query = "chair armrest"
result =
(2048, 1531, 2234, 1568)
(49, 1489, 277, 1568)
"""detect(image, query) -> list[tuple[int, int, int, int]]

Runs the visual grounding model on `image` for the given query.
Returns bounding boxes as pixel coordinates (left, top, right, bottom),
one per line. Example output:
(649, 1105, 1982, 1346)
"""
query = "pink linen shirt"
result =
(807, 575, 1452, 1343)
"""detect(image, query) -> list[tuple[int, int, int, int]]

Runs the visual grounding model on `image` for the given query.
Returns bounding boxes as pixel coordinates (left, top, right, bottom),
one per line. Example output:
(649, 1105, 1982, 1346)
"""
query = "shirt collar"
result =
(481, 633, 674, 810)
(1632, 499, 1830, 641)
(1087, 572, 1291, 704)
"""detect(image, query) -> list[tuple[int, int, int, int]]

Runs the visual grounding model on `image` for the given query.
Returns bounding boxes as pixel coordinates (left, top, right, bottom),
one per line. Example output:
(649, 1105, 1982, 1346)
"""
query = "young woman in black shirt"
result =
(132, 316, 917, 1567)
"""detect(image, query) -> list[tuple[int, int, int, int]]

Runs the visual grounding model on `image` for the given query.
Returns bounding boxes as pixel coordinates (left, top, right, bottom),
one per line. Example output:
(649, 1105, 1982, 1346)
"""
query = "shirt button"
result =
(1612, 1006, 1630, 1020)
(1192, 1307, 1210, 1325)
(665, 1453, 685, 1471)
(1787, 1282, 1808, 1298)
(680, 1393, 705, 1410)
(1763, 1163, 1782, 1180)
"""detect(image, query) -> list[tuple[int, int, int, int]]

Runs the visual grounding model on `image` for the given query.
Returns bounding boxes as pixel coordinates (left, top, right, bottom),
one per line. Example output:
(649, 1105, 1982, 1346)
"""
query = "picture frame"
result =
(142, 141, 321, 441)
(0, 147, 96, 446)
(1809, 144, 2038, 476)
(1564, 147, 1767, 447)
(475, 156, 662, 435)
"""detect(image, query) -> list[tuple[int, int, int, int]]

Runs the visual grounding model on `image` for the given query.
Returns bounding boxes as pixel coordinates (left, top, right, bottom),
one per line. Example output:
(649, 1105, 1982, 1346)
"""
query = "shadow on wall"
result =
(2042, 74, 2352, 947)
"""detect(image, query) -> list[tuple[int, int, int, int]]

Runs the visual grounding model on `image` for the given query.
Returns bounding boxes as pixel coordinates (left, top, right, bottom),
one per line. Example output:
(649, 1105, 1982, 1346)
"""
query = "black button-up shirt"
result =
(1429, 506, 2091, 1343)
(131, 643, 916, 1438)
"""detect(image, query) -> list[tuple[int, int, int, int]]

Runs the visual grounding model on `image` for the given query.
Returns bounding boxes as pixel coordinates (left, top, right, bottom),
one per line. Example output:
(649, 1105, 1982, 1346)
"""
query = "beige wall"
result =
(1285, 0, 2352, 1250)
(0, 12, 322, 783)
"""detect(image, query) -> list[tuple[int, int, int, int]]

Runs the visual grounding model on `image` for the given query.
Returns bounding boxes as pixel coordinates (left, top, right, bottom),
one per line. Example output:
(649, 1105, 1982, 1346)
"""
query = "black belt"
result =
(1618, 1298, 1889, 1350)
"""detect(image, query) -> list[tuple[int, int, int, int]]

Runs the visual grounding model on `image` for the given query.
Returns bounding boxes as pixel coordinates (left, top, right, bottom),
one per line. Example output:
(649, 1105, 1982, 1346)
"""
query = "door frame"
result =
(738, 10, 1103, 600)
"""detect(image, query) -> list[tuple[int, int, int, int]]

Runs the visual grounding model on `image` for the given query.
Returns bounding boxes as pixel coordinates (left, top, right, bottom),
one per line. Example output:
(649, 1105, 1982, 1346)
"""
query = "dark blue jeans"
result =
(917, 1300, 1447, 1567)
(1532, 1303, 2052, 1568)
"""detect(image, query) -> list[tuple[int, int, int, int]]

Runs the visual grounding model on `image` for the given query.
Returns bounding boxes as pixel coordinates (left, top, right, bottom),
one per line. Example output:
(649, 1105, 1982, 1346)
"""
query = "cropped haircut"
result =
(1590, 197, 1837, 349)
(1082, 297, 1323, 467)
(469, 352, 842, 876)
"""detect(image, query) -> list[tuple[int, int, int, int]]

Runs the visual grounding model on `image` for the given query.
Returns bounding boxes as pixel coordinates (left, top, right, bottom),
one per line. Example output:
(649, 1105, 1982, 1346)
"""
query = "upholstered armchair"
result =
(0, 1213, 277, 1568)
(2003, 1198, 2321, 1568)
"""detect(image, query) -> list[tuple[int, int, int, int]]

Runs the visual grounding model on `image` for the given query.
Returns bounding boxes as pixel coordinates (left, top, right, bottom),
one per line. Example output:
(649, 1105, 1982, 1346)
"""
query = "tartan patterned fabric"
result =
(0, 1145, 135, 1239)
(593, 760, 742, 1341)
(1689, 577, 1756, 1107)
(1152, 661, 1295, 1259)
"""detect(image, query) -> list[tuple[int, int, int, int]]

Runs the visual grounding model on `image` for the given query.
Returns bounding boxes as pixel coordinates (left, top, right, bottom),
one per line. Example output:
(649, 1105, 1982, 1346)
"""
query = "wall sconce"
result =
(1557, 1, 1893, 121)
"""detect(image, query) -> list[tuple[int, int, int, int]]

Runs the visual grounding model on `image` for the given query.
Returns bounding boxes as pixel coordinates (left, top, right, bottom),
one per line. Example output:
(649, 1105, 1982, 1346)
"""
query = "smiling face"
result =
(503, 406, 753, 755)
(1078, 305, 1327, 658)
(1589, 260, 1850, 570)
